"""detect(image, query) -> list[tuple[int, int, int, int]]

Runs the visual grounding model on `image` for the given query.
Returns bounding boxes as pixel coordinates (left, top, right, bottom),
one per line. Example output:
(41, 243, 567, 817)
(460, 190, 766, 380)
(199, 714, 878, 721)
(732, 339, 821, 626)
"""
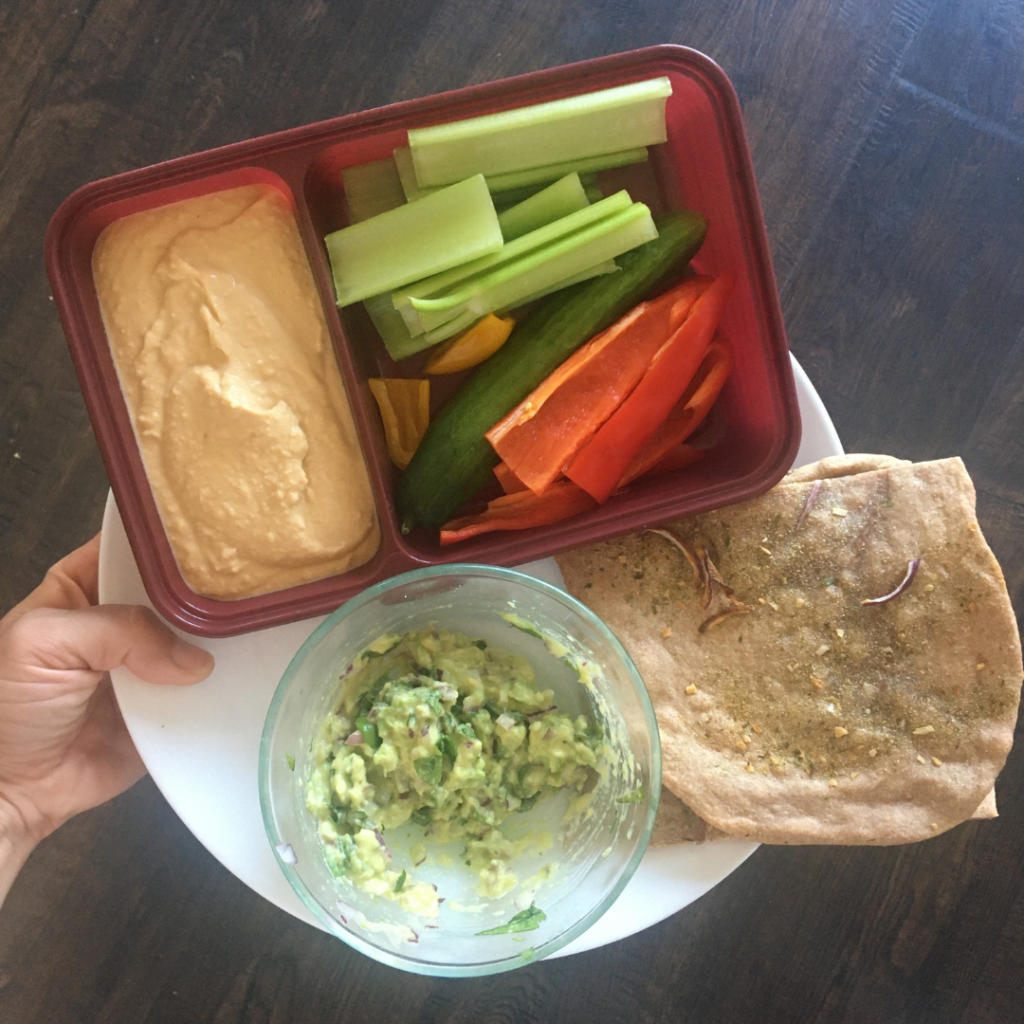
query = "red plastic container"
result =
(45, 45, 800, 637)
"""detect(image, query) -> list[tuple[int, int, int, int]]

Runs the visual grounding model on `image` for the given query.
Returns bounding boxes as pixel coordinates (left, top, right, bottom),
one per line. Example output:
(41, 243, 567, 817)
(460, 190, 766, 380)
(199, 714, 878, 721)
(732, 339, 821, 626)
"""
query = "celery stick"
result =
(371, 255, 621, 357)
(326, 174, 502, 307)
(365, 292, 478, 359)
(394, 193, 634, 337)
(363, 292, 426, 360)
(341, 157, 407, 223)
(459, 205, 656, 316)
(391, 190, 634, 337)
(403, 203, 657, 333)
(395, 190, 633, 309)
(408, 77, 670, 187)
(496, 260, 619, 312)
(490, 174, 598, 212)
(421, 309, 480, 345)
(393, 147, 443, 203)
(398, 138, 615, 209)
(483, 148, 648, 193)
(497, 173, 589, 242)
(584, 185, 604, 204)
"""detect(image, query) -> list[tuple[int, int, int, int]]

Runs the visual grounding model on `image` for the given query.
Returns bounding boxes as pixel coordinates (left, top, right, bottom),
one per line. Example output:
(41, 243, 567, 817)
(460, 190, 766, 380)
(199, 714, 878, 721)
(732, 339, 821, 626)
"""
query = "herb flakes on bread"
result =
(558, 456, 1022, 845)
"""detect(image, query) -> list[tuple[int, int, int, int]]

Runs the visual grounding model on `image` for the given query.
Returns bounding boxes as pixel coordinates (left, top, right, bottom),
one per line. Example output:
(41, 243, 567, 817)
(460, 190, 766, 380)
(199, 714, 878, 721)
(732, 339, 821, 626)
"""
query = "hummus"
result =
(93, 183, 379, 599)
(305, 627, 607, 913)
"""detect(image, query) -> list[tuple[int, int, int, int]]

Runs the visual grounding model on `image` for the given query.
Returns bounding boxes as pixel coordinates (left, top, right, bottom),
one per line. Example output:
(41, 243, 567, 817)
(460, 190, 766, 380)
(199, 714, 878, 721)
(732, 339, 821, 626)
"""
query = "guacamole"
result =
(305, 626, 606, 915)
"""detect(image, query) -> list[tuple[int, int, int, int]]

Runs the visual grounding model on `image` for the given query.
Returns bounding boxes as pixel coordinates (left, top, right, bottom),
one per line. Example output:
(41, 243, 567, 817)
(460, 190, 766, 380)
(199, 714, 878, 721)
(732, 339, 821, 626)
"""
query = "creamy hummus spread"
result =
(93, 184, 379, 599)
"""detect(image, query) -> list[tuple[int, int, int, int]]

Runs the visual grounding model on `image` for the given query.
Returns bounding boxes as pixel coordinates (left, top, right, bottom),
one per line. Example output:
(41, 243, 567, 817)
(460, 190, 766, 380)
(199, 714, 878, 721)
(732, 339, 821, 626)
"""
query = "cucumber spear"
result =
(397, 210, 708, 533)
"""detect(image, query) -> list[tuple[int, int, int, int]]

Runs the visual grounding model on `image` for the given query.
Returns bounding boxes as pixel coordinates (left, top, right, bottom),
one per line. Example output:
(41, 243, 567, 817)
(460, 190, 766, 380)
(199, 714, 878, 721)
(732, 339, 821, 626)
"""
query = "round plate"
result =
(101, 355, 842, 958)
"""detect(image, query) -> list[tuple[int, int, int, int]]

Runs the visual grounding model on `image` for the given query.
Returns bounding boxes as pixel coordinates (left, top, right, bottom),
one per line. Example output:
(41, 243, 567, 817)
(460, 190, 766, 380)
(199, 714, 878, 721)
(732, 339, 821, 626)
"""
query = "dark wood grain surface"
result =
(2, 0, 1022, 1020)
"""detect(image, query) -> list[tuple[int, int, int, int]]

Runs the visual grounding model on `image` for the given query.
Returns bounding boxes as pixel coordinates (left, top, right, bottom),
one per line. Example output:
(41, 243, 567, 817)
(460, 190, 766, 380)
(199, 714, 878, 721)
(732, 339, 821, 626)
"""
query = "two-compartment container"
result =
(45, 44, 800, 637)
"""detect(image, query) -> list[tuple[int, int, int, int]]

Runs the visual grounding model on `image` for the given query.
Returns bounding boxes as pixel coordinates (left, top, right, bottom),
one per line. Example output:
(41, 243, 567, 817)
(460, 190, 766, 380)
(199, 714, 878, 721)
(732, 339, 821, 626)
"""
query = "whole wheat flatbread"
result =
(650, 787, 731, 846)
(648, 784, 998, 847)
(783, 453, 910, 484)
(559, 457, 1022, 845)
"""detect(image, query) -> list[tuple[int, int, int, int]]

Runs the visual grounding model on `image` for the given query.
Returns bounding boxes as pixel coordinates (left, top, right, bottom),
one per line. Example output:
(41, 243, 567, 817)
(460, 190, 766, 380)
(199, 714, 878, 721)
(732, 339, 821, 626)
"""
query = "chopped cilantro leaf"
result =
(414, 755, 442, 786)
(285, 753, 295, 772)
(395, 869, 407, 893)
(355, 714, 381, 750)
(476, 903, 547, 935)
(440, 734, 458, 762)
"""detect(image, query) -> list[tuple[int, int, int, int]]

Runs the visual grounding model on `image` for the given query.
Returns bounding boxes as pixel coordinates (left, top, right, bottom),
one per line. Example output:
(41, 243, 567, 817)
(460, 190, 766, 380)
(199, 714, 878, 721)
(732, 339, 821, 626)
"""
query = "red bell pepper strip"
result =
(439, 481, 597, 545)
(493, 460, 528, 494)
(442, 441, 703, 543)
(636, 443, 704, 478)
(618, 336, 733, 485)
(486, 276, 712, 494)
(565, 273, 734, 503)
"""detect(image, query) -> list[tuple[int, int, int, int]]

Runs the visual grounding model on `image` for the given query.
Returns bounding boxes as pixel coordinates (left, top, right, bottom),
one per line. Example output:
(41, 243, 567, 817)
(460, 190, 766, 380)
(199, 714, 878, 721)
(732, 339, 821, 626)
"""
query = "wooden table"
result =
(1, 0, 1021, 1019)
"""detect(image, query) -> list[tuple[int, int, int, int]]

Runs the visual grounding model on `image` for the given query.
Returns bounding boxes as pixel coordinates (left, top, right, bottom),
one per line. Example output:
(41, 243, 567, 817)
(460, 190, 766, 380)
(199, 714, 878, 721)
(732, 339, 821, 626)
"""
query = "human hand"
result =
(0, 533, 214, 899)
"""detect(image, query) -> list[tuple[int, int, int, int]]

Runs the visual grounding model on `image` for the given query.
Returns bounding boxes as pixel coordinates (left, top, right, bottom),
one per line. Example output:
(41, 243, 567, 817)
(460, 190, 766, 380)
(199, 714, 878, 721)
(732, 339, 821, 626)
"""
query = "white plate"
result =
(101, 354, 842, 958)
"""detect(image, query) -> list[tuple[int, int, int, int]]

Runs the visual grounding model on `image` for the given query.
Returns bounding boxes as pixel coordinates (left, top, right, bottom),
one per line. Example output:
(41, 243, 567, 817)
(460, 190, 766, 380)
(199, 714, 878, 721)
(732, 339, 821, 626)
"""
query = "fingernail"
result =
(171, 638, 215, 675)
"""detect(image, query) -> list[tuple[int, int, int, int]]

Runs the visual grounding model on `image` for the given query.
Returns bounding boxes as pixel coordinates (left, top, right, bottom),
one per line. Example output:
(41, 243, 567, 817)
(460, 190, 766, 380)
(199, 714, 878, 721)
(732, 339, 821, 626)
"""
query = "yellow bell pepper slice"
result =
(368, 378, 430, 470)
(423, 314, 515, 375)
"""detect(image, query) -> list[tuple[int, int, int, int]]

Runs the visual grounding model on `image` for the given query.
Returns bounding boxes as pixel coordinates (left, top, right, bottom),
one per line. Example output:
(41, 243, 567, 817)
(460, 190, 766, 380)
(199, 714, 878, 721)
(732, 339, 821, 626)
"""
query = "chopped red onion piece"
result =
(436, 682, 458, 702)
(861, 558, 921, 606)
(496, 713, 517, 730)
(795, 479, 822, 530)
(275, 842, 297, 865)
(345, 732, 364, 745)
(408, 930, 419, 944)
(648, 527, 704, 588)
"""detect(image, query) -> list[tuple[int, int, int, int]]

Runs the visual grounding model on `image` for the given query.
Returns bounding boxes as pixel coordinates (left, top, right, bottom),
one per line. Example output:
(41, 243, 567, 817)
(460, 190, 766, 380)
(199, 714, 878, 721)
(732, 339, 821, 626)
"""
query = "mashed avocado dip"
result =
(305, 626, 607, 917)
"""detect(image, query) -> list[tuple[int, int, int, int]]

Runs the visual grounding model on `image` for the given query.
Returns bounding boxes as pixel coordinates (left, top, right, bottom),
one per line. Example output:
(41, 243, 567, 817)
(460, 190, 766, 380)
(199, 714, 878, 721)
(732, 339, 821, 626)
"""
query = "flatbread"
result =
(558, 457, 1022, 845)
(650, 787, 730, 846)
(782, 453, 910, 484)
(648, 783, 997, 847)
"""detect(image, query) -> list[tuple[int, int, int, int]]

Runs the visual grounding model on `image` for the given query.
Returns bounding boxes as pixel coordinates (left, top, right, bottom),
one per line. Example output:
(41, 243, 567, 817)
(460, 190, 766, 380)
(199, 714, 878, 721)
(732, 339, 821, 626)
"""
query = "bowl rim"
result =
(257, 562, 662, 976)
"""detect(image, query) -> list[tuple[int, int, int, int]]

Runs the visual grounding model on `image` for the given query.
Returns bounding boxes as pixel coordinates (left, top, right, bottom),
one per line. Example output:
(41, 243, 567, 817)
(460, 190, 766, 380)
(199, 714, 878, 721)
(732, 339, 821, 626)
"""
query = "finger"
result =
(2, 605, 215, 687)
(76, 678, 148, 794)
(11, 533, 102, 617)
(55, 532, 102, 605)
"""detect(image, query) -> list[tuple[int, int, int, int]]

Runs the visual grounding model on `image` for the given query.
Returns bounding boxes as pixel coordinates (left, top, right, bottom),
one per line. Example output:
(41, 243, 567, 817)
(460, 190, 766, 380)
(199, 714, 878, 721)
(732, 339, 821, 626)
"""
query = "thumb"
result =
(3, 604, 215, 687)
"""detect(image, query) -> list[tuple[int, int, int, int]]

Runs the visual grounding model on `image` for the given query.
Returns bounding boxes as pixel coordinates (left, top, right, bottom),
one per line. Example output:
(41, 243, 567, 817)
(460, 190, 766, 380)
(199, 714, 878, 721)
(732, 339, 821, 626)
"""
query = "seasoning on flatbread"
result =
(558, 456, 1022, 845)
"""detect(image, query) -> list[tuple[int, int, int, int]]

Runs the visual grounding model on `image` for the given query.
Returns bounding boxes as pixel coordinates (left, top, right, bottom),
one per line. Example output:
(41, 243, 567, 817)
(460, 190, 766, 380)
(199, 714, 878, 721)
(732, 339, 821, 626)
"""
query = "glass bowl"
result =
(258, 564, 661, 976)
